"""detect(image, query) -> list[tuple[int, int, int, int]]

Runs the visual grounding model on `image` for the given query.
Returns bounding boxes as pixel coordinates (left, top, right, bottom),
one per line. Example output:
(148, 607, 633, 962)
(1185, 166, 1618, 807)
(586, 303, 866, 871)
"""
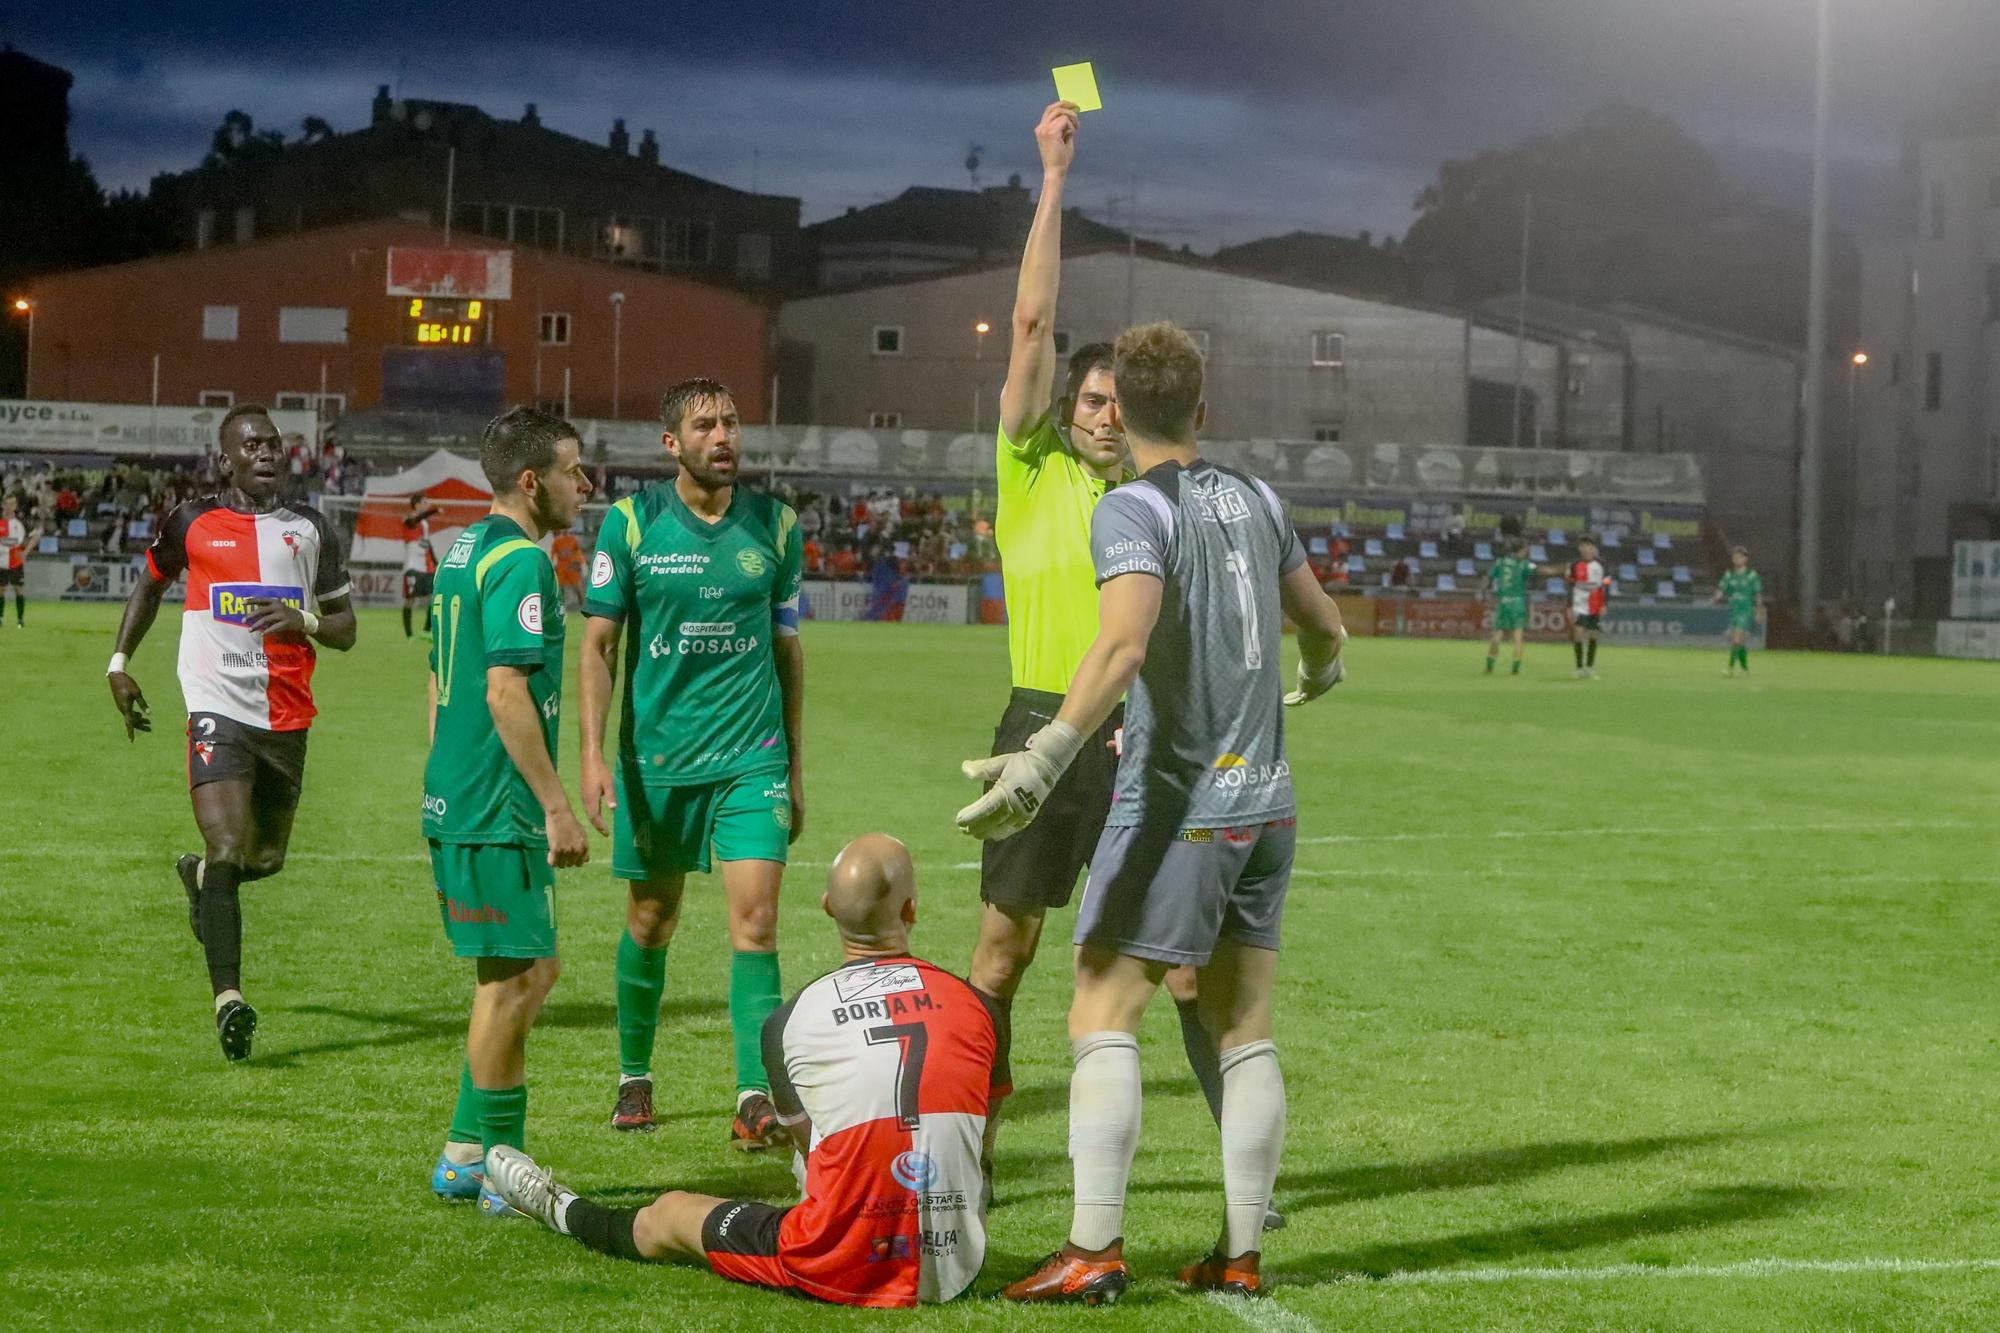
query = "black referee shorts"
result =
(980, 688, 1121, 914)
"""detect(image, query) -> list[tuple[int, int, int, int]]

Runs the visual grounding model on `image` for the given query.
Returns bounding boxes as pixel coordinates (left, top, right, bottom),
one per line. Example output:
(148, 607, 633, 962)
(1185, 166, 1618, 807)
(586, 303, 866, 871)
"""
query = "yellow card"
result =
(1052, 62, 1102, 113)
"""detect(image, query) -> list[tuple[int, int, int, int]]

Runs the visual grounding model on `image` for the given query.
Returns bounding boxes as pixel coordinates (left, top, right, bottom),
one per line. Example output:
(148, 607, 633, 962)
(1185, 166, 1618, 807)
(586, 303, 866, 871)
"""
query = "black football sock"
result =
(14, 592, 24, 623)
(1176, 998, 1226, 1123)
(402, 605, 413, 637)
(197, 860, 244, 995)
(563, 1199, 649, 1262)
(1586, 638, 1598, 667)
(424, 602, 434, 632)
(1573, 641, 1584, 668)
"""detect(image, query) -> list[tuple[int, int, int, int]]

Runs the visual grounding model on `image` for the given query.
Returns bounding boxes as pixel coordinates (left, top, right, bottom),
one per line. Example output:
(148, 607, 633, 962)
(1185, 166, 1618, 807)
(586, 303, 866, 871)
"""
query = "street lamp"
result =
(972, 320, 993, 431)
(9, 298, 31, 399)
(608, 291, 625, 420)
(1846, 349, 1868, 599)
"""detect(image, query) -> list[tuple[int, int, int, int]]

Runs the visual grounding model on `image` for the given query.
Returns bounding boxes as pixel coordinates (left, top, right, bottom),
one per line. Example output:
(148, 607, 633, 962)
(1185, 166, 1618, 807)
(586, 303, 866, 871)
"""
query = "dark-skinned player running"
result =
(106, 404, 356, 1061)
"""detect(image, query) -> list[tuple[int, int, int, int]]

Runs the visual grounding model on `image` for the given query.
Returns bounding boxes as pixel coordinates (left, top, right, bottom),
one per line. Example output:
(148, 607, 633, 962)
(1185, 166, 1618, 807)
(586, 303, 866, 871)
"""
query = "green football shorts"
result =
(613, 766, 792, 880)
(429, 840, 558, 959)
(1494, 600, 1528, 633)
(1729, 609, 1758, 633)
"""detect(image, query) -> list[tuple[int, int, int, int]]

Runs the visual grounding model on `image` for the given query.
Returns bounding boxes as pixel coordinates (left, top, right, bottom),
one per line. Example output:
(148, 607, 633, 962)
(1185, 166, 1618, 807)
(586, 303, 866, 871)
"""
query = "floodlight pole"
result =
(609, 291, 625, 420)
(1510, 192, 1532, 451)
(1799, 0, 1832, 618)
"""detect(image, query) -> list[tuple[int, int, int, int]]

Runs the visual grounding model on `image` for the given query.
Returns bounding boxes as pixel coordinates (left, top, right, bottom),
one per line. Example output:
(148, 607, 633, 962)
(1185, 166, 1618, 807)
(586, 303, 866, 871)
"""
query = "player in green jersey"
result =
(1482, 538, 1538, 675)
(579, 377, 806, 1148)
(1712, 545, 1764, 675)
(423, 407, 593, 1216)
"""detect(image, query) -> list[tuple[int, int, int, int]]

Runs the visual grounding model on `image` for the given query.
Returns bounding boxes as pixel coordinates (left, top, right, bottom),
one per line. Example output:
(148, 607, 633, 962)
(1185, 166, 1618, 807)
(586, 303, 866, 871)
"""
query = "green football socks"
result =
(477, 1083, 528, 1156)
(729, 950, 783, 1096)
(615, 932, 670, 1078)
(447, 1062, 527, 1156)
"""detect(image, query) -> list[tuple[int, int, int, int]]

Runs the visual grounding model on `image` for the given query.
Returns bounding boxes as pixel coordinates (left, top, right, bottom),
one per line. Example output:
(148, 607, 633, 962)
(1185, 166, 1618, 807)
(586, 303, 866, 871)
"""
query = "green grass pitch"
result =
(4, 602, 1997, 1330)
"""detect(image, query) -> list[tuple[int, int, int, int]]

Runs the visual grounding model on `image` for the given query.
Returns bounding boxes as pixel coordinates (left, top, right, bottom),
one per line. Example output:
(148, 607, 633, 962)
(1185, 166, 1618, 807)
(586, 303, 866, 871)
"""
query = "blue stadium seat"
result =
(1545, 577, 1565, 594)
(1619, 563, 1639, 582)
(1638, 549, 1657, 566)
(1419, 540, 1438, 559)
(1474, 541, 1492, 560)
(1364, 538, 1384, 557)
(1346, 556, 1365, 574)
(1529, 544, 1547, 562)
(1653, 533, 1672, 549)
(67, 519, 87, 537)
(1673, 565, 1692, 583)
(1656, 580, 1677, 597)
(1309, 535, 1329, 556)
(1547, 529, 1567, 546)
(1456, 558, 1475, 576)
(1386, 523, 1404, 541)
(38, 536, 58, 554)
(1436, 574, 1457, 591)
(129, 518, 152, 540)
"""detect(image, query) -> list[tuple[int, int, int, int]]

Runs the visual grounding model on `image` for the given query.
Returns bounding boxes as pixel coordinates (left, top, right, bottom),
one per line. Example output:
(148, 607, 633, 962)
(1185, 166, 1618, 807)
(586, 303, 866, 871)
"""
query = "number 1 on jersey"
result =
(1224, 549, 1262, 669)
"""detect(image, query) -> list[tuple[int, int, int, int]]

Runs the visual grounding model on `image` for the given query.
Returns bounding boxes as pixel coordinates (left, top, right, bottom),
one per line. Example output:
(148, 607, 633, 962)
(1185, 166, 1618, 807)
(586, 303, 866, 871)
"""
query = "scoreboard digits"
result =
(405, 299, 490, 346)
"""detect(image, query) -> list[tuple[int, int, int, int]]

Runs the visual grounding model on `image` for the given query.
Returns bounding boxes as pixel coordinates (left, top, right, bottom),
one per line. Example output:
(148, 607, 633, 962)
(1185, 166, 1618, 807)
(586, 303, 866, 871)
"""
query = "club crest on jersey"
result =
(736, 547, 767, 577)
(890, 1151, 937, 1192)
(590, 551, 614, 588)
(517, 594, 544, 635)
(280, 529, 305, 558)
(211, 583, 305, 625)
(194, 741, 215, 766)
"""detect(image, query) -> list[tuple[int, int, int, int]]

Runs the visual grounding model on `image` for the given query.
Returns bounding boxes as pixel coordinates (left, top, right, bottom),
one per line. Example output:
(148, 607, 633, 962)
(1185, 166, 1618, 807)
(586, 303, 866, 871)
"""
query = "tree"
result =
(1402, 102, 1846, 345)
(204, 110, 285, 168)
(300, 116, 334, 144)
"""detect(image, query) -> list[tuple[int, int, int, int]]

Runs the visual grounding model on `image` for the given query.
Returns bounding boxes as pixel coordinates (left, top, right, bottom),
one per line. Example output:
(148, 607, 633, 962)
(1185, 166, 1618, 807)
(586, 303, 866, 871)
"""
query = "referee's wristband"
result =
(299, 609, 321, 637)
(107, 652, 129, 676)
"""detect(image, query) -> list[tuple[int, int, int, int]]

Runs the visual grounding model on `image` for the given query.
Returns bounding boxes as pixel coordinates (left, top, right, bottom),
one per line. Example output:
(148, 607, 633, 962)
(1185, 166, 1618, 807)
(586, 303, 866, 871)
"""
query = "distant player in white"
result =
(1567, 538, 1612, 678)
(0, 493, 44, 627)
(958, 323, 1348, 1302)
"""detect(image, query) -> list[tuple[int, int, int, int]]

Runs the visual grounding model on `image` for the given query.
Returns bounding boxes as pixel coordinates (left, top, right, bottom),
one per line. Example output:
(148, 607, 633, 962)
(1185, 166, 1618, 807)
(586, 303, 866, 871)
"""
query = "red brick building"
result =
(19, 219, 770, 421)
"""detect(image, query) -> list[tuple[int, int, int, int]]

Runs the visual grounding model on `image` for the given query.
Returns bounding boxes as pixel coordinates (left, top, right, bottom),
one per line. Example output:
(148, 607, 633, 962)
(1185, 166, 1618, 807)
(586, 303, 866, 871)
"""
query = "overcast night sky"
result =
(8, 1, 1998, 249)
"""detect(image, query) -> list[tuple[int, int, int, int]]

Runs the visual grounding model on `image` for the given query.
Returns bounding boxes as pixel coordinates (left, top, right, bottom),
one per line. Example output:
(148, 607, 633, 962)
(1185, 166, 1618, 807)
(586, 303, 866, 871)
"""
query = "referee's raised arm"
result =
(998, 101, 1081, 445)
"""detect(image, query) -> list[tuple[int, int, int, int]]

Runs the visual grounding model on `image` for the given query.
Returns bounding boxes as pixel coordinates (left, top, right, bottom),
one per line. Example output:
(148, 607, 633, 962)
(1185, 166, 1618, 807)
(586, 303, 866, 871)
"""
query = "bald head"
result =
(823, 833, 917, 951)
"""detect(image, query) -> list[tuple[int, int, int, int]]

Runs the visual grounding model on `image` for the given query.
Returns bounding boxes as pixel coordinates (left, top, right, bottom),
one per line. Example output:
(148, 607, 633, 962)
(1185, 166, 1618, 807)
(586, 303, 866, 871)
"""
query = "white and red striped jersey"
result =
(0, 517, 25, 570)
(146, 498, 350, 732)
(763, 956, 1007, 1306)
(1569, 558, 1611, 616)
(402, 512, 436, 573)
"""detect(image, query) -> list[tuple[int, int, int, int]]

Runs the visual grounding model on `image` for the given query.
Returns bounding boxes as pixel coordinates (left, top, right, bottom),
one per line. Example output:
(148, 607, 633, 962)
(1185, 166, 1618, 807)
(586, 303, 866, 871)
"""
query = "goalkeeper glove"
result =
(1284, 627, 1348, 706)
(954, 720, 1084, 840)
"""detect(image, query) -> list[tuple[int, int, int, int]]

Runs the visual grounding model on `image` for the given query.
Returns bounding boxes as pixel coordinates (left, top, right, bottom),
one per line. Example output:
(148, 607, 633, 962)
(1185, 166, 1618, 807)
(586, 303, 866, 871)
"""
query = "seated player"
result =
(483, 833, 1007, 1309)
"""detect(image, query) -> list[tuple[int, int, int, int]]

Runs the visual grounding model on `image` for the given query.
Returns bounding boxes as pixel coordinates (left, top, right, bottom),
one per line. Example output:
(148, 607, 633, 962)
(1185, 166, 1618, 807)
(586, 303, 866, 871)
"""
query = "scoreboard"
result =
(404, 298, 491, 346)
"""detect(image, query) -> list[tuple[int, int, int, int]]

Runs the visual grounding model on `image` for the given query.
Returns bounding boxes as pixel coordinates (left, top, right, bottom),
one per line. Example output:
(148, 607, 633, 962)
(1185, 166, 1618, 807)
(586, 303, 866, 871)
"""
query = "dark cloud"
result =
(9, 0, 1996, 244)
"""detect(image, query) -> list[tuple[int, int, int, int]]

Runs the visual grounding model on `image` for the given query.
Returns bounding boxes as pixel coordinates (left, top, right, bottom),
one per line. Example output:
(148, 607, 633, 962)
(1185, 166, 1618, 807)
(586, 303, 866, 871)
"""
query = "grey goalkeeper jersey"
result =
(1090, 459, 1307, 829)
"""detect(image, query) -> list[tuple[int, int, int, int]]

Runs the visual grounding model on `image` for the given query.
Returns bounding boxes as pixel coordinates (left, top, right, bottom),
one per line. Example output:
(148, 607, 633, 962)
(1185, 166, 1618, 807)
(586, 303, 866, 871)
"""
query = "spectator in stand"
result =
(1390, 557, 1413, 590)
(54, 482, 79, 523)
(803, 535, 824, 576)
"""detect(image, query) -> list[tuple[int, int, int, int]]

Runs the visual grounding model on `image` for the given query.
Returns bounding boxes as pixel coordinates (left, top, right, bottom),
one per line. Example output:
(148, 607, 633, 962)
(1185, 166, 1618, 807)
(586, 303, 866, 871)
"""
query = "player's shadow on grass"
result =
(995, 1129, 1746, 1211)
(251, 997, 727, 1067)
(1281, 1183, 1822, 1282)
(1277, 1130, 1744, 1212)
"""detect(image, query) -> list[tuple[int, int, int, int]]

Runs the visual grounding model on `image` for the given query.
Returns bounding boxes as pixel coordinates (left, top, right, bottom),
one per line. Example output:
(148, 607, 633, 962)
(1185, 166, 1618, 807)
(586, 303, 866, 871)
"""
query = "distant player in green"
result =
(1713, 546, 1764, 676)
(579, 377, 805, 1148)
(1482, 538, 1537, 675)
(424, 407, 594, 1216)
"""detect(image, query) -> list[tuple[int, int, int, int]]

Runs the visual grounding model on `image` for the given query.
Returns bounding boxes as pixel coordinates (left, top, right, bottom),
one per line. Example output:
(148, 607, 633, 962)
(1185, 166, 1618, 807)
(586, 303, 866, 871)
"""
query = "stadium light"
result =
(1851, 351, 1868, 366)
(974, 321, 991, 335)
(10, 297, 34, 399)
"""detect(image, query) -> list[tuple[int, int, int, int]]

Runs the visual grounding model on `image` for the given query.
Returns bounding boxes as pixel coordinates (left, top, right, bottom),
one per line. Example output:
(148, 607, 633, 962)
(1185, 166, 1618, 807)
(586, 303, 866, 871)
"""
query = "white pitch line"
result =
(1298, 818, 1972, 847)
(1206, 1290, 1323, 1332)
(1358, 1257, 2000, 1286)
